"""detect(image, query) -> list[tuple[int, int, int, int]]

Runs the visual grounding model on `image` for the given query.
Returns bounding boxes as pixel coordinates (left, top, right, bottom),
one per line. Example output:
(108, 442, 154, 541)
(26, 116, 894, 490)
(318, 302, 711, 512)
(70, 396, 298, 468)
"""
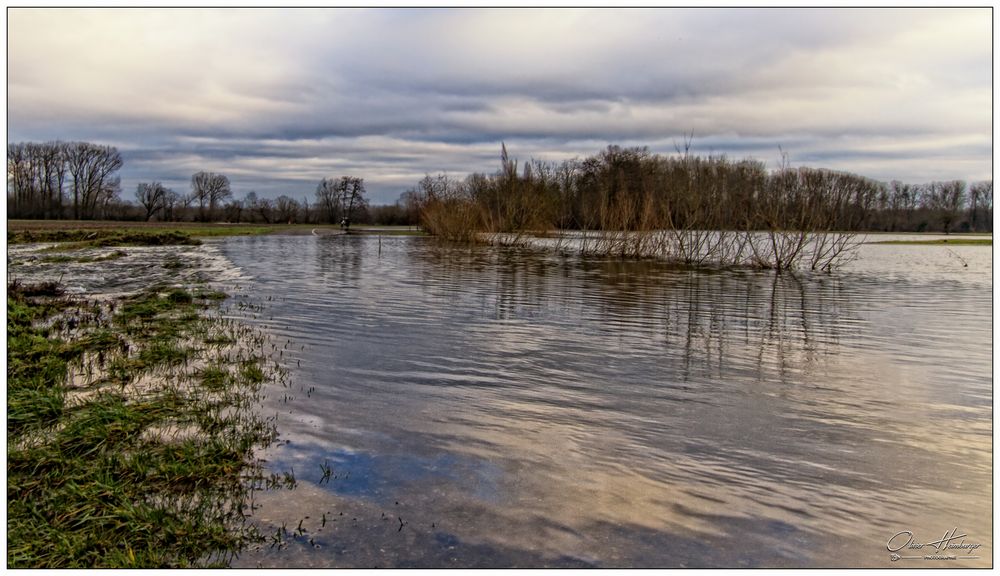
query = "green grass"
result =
(149, 225, 277, 237)
(38, 254, 76, 263)
(41, 250, 128, 264)
(9, 223, 305, 245)
(7, 297, 73, 436)
(11, 229, 203, 247)
(9, 222, 429, 245)
(193, 289, 228, 301)
(31, 232, 203, 252)
(870, 238, 992, 246)
(7, 278, 278, 568)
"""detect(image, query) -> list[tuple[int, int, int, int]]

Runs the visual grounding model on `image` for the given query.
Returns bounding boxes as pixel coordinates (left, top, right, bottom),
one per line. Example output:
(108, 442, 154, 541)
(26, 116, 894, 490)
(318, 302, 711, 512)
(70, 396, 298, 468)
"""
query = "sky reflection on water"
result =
(218, 235, 991, 568)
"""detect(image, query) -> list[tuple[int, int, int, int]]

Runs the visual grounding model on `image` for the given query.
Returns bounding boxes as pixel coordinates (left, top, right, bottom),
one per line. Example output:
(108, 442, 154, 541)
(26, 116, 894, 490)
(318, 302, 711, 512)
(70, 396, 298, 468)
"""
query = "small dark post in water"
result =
(378, 235, 382, 257)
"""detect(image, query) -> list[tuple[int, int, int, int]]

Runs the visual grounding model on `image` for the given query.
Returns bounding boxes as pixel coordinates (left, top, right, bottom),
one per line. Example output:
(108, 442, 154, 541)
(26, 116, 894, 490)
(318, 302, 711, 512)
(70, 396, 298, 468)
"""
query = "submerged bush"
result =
(410, 145, 879, 271)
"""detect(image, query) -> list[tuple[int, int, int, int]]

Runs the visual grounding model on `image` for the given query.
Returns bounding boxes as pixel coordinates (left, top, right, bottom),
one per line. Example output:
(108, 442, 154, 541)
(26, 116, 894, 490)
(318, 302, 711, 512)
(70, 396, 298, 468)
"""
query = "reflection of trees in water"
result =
(404, 242, 850, 381)
(756, 272, 845, 379)
(406, 242, 568, 321)
(579, 260, 848, 381)
(315, 235, 365, 283)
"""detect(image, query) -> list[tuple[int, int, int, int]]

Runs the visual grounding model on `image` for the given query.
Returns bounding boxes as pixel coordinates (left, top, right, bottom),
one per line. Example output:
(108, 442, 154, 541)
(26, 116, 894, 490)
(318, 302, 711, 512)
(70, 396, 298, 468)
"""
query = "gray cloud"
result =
(8, 7, 992, 204)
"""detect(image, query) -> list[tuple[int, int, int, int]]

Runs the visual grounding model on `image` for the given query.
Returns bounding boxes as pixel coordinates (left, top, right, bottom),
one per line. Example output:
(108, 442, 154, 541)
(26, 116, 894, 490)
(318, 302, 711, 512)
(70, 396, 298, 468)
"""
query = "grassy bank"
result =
(8, 222, 275, 246)
(6, 220, 423, 243)
(7, 256, 280, 566)
(12, 229, 206, 250)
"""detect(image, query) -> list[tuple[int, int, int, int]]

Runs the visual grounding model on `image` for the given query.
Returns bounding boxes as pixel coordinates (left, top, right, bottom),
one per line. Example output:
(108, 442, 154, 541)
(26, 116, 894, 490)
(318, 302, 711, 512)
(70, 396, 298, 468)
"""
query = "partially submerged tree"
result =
(413, 144, 889, 270)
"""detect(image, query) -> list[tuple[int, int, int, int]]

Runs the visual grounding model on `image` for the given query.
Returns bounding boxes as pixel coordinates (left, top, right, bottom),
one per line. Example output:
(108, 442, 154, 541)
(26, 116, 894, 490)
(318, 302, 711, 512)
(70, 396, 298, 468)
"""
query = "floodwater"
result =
(6, 242, 242, 298)
(12, 234, 989, 568)
(212, 233, 992, 568)
(207, 233, 994, 568)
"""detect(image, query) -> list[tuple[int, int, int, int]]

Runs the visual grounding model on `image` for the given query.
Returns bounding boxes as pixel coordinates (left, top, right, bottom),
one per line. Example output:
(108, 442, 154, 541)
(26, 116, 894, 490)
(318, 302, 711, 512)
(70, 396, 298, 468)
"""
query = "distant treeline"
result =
(7, 140, 992, 237)
(409, 145, 992, 238)
(407, 144, 992, 269)
(6, 140, 416, 226)
(8, 141, 123, 220)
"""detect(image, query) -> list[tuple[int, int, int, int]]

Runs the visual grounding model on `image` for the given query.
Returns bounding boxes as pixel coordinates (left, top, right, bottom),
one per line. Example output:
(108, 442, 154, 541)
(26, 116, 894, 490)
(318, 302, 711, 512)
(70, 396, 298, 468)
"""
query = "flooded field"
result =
(8, 234, 991, 567)
(7, 242, 242, 298)
(213, 233, 991, 568)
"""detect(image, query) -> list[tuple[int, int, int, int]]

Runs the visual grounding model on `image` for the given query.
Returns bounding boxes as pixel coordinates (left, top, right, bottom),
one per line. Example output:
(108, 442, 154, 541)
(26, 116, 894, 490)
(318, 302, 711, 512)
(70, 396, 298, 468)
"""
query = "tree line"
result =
(409, 144, 992, 236)
(8, 141, 123, 220)
(135, 176, 410, 226)
(134, 178, 413, 227)
(8, 140, 991, 240)
(407, 144, 992, 270)
(7, 140, 419, 226)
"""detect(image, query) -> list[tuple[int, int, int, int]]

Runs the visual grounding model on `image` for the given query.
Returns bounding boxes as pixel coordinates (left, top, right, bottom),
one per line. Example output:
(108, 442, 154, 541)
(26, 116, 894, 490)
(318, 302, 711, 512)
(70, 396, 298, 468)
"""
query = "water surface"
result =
(216, 234, 991, 568)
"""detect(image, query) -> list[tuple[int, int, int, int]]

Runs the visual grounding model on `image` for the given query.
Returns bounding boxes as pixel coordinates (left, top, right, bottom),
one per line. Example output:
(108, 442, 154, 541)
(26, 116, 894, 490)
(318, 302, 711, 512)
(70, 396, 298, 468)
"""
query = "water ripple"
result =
(220, 234, 991, 568)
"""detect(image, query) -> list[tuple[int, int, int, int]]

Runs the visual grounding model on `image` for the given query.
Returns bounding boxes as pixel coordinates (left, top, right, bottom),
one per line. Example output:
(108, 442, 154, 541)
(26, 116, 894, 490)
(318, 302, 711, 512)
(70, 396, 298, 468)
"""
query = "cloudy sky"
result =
(8, 7, 992, 204)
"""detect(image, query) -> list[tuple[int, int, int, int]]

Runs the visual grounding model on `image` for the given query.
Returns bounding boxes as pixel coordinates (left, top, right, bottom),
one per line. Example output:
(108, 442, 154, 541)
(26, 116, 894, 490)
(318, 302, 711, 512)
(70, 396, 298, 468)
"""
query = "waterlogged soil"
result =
(13, 234, 986, 567)
(6, 240, 279, 567)
(215, 234, 991, 568)
(7, 242, 243, 298)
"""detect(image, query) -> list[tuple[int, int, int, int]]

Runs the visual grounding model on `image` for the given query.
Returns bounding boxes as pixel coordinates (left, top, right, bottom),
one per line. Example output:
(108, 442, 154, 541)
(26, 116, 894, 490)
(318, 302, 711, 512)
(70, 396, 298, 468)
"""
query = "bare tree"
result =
(28, 142, 67, 218)
(7, 143, 33, 217)
(180, 191, 197, 221)
(334, 176, 367, 230)
(162, 189, 182, 221)
(7, 143, 37, 217)
(274, 195, 300, 223)
(925, 180, 966, 234)
(7, 142, 65, 218)
(244, 191, 259, 212)
(135, 181, 170, 221)
(969, 180, 993, 232)
(190, 171, 232, 221)
(398, 189, 423, 224)
(301, 195, 312, 224)
(256, 198, 275, 223)
(64, 142, 123, 220)
(243, 191, 274, 223)
(48, 142, 69, 218)
(94, 177, 122, 220)
(224, 198, 245, 223)
(314, 178, 342, 224)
